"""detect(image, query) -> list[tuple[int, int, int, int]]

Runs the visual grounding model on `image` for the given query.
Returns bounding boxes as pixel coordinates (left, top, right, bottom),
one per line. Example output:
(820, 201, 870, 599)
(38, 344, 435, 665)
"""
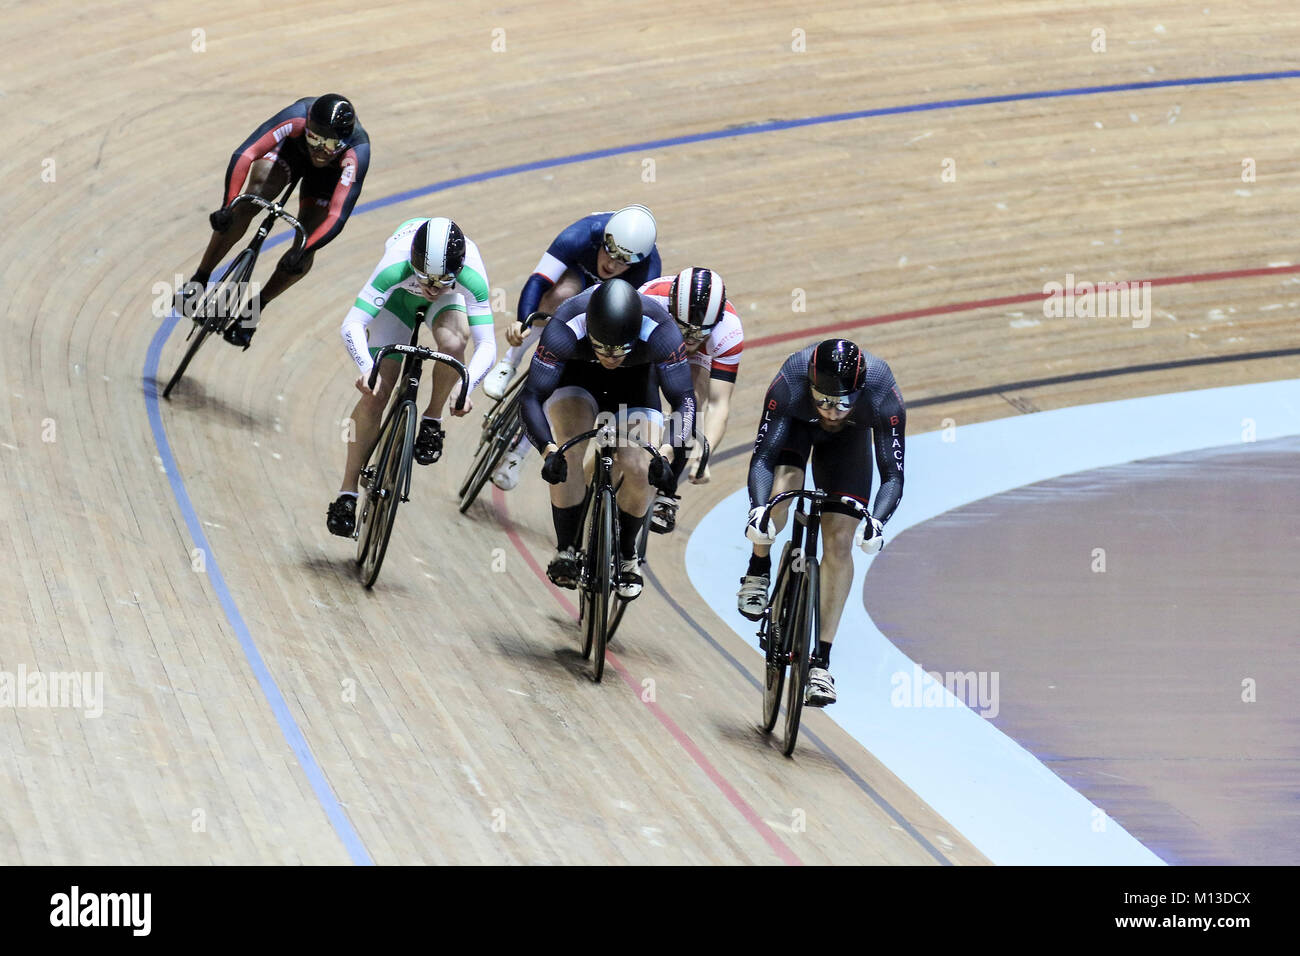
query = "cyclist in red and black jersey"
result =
(177, 94, 370, 348)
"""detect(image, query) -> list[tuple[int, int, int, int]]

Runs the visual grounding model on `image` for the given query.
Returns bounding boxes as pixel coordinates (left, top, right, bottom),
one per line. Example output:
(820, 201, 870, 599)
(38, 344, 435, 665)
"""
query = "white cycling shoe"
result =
(491, 451, 524, 490)
(737, 575, 770, 621)
(482, 360, 516, 400)
(806, 667, 837, 707)
(616, 558, 643, 599)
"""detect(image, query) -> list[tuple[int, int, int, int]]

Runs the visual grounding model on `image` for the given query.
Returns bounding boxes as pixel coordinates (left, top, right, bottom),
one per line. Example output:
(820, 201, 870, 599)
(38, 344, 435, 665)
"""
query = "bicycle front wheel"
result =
(459, 413, 521, 514)
(781, 557, 818, 756)
(589, 486, 616, 683)
(761, 542, 795, 734)
(358, 402, 417, 588)
(162, 249, 255, 400)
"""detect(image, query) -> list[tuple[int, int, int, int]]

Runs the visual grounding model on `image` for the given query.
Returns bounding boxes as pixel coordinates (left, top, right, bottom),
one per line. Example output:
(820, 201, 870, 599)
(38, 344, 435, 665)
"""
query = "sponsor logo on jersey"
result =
(340, 161, 355, 186)
(272, 122, 294, 142)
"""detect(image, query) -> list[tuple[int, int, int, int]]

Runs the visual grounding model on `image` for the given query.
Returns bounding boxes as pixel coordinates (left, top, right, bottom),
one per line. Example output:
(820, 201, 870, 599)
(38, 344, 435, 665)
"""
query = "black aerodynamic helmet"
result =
(809, 339, 867, 396)
(307, 93, 355, 142)
(586, 278, 644, 353)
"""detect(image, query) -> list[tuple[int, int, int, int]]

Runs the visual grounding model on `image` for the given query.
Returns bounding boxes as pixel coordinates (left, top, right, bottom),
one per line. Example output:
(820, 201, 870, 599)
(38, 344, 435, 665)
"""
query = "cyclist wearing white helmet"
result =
(637, 267, 744, 532)
(483, 205, 661, 399)
(325, 216, 495, 537)
(483, 205, 662, 491)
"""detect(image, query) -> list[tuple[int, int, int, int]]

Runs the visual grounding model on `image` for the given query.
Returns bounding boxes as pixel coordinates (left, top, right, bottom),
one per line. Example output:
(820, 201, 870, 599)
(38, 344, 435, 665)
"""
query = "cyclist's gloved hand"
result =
(855, 516, 885, 553)
(541, 451, 568, 485)
(745, 506, 776, 544)
(647, 455, 677, 495)
(209, 207, 234, 233)
(280, 247, 308, 275)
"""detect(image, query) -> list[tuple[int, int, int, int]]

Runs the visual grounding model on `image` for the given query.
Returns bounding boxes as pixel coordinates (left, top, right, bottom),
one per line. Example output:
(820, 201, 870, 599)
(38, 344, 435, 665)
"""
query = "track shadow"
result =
(295, 552, 420, 599)
(156, 373, 261, 431)
(710, 716, 845, 772)
(493, 637, 602, 681)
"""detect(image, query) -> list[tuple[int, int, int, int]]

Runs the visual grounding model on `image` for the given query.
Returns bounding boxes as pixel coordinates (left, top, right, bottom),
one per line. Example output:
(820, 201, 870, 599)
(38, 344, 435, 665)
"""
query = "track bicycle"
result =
(552, 424, 669, 682)
(756, 489, 873, 756)
(354, 314, 469, 588)
(162, 179, 306, 399)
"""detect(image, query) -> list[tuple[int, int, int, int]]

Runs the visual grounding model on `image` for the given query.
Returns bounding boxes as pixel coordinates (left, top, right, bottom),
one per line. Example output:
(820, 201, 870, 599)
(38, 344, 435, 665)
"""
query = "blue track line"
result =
(143, 67, 1300, 865)
(143, 322, 374, 865)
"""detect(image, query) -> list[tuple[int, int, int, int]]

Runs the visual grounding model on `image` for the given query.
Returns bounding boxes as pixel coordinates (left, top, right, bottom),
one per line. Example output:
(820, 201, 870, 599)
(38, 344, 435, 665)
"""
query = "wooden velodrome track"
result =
(3, 1, 1298, 864)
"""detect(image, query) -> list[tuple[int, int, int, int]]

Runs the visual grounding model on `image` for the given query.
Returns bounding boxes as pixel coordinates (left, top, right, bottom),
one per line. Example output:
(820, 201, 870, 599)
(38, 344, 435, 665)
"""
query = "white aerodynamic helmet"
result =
(601, 204, 657, 264)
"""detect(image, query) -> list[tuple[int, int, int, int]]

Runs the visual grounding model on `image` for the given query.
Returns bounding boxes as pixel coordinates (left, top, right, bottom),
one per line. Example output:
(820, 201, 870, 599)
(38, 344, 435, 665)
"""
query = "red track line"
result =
(490, 484, 804, 866)
(748, 262, 1300, 350)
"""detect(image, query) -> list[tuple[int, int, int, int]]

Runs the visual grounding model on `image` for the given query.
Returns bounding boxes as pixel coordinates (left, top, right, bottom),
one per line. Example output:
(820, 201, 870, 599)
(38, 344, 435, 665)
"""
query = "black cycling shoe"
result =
(326, 494, 357, 537)
(546, 548, 579, 589)
(223, 323, 256, 349)
(414, 418, 444, 465)
(174, 281, 204, 323)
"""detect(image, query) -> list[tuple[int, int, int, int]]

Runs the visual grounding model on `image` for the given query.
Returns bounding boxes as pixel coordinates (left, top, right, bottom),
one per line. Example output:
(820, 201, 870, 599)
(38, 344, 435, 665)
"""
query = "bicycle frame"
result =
(757, 489, 872, 753)
(366, 315, 470, 501)
(188, 181, 307, 335)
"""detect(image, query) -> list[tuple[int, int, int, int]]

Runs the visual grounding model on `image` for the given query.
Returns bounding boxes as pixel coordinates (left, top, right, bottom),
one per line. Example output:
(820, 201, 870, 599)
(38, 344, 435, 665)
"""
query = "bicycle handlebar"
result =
(757, 489, 872, 533)
(367, 345, 470, 411)
(555, 426, 668, 466)
(226, 193, 308, 250)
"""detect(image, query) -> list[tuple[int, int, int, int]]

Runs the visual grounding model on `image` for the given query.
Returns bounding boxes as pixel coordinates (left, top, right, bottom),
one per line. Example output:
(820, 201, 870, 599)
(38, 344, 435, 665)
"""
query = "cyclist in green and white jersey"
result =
(326, 217, 495, 536)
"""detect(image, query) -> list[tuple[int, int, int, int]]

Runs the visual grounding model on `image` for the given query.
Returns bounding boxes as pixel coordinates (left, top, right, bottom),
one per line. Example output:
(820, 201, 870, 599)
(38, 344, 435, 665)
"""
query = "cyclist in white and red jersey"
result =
(638, 267, 743, 532)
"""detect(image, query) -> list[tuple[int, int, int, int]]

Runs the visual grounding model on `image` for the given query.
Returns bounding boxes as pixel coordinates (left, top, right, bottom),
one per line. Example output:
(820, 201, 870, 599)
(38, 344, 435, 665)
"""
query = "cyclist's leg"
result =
(808, 427, 873, 656)
(425, 296, 471, 417)
(744, 462, 802, 564)
(195, 157, 288, 280)
(738, 428, 806, 617)
(612, 366, 662, 552)
(817, 512, 858, 643)
(543, 387, 597, 586)
(545, 391, 598, 514)
(340, 310, 409, 493)
(255, 192, 327, 306)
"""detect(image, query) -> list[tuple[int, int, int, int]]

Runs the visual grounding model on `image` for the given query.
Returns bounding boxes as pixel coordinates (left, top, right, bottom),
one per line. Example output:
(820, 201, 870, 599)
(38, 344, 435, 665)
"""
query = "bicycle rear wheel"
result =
(761, 542, 795, 734)
(358, 402, 416, 588)
(162, 249, 254, 399)
(781, 558, 818, 756)
(589, 486, 616, 682)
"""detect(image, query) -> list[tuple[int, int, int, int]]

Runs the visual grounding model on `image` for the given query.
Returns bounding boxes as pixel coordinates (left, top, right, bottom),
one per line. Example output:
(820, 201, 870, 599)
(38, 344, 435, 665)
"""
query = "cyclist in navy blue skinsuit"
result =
(482, 205, 662, 401)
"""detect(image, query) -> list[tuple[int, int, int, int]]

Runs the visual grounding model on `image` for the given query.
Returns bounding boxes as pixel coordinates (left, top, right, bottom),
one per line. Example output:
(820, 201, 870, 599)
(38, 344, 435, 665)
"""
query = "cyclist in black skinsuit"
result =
(520, 279, 695, 599)
(738, 339, 907, 706)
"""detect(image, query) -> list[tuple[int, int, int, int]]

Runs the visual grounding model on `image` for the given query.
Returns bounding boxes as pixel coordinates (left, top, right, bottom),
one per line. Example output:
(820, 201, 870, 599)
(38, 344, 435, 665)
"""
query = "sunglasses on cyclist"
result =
(601, 233, 638, 265)
(414, 268, 457, 289)
(304, 127, 346, 154)
(810, 387, 859, 411)
(677, 322, 711, 344)
(590, 337, 634, 358)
